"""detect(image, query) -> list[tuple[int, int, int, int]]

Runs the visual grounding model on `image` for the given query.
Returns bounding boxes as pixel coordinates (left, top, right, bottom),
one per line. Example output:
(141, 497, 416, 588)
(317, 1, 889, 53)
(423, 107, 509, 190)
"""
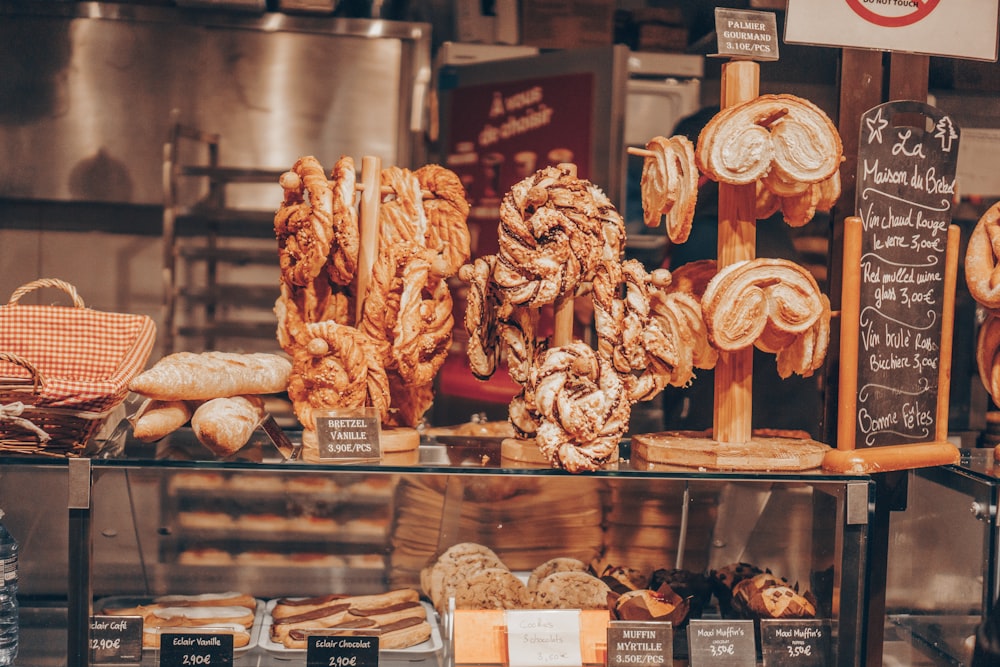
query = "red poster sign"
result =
(444, 72, 595, 257)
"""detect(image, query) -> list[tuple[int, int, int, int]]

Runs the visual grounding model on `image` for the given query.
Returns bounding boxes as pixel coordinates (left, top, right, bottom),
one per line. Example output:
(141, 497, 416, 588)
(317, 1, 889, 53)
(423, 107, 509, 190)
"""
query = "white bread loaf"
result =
(129, 351, 291, 401)
(191, 396, 266, 457)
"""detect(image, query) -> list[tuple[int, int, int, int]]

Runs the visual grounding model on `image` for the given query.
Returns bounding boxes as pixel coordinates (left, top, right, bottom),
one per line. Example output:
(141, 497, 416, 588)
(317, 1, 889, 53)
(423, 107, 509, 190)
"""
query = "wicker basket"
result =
(0, 279, 156, 456)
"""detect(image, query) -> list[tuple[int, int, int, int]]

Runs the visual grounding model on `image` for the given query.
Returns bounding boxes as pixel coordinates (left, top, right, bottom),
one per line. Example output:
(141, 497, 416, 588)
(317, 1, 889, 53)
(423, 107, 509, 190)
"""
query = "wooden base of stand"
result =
(822, 442, 960, 474)
(499, 437, 620, 469)
(631, 432, 830, 471)
(300, 426, 420, 463)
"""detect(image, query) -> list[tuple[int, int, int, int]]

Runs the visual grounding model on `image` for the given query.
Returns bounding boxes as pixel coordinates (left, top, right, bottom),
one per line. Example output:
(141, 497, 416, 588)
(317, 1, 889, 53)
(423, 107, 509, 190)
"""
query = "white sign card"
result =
(785, 0, 999, 61)
(505, 610, 583, 667)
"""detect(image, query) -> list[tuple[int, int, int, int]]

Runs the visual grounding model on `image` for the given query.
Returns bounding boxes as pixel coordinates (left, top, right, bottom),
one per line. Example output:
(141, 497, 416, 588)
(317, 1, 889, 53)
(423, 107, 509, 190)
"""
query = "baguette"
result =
(131, 399, 194, 442)
(130, 351, 292, 401)
(191, 396, 266, 457)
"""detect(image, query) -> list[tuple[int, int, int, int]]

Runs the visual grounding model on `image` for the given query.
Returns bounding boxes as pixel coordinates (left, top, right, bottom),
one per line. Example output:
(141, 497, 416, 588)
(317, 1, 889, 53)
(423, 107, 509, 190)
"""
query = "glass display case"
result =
(0, 431, 875, 666)
(884, 448, 1000, 666)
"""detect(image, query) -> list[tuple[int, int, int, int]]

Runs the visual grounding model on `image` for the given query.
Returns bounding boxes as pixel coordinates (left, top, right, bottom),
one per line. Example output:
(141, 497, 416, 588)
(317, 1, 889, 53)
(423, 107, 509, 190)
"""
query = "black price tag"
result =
(158, 632, 233, 666)
(90, 615, 143, 665)
(306, 633, 379, 667)
(314, 409, 381, 461)
(760, 619, 831, 667)
(687, 619, 755, 667)
(713, 8, 779, 61)
(607, 621, 673, 666)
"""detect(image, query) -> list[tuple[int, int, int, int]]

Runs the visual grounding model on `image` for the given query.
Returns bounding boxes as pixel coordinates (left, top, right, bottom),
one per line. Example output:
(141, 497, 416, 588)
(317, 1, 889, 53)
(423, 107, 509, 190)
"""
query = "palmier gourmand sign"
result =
(784, 0, 998, 61)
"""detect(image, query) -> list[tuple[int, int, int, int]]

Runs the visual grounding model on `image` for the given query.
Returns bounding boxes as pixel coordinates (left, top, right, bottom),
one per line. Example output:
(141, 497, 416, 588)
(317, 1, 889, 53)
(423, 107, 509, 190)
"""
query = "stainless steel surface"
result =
(0, 1, 431, 206)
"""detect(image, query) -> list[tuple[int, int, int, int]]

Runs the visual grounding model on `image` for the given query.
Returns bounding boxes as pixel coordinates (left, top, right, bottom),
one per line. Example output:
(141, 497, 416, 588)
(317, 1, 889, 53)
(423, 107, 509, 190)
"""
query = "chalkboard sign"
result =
(854, 101, 960, 448)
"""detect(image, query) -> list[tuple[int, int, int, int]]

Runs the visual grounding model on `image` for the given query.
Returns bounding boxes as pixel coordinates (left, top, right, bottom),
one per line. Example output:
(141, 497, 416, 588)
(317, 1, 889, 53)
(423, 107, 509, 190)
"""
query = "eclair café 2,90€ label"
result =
(784, 0, 998, 61)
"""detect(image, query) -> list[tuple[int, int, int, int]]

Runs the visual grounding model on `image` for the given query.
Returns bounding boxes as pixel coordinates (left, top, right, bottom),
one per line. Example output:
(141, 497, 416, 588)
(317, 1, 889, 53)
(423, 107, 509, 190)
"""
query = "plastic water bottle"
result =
(0, 510, 18, 666)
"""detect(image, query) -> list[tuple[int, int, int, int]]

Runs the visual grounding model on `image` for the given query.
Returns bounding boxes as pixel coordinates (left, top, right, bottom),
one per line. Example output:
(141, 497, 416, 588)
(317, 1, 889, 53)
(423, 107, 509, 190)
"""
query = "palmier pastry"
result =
(965, 201, 1000, 309)
(640, 135, 699, 243)
(697, 94, 841, 187)
(701, 258, 825, 352)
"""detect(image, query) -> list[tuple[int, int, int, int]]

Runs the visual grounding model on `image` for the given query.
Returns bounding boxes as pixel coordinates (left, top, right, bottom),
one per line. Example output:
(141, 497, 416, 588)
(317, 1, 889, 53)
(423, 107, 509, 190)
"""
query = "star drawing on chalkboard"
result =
(866, 108, 889, 145)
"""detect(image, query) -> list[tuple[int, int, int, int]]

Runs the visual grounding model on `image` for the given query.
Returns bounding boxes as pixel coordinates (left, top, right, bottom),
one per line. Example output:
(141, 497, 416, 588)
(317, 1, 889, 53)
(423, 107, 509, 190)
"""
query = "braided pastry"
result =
(965, 201, 1000, 309)
(494, 166, 613, 307)
(530, 342, 629, 472)
(702, 258, 825, 352)
(393, 259, 453, 387)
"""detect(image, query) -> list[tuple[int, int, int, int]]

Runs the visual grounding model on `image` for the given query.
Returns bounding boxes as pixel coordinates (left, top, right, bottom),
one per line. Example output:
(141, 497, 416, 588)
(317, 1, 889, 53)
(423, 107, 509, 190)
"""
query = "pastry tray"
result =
(94, 596, 264, 654)
(259, 599, 443, 659)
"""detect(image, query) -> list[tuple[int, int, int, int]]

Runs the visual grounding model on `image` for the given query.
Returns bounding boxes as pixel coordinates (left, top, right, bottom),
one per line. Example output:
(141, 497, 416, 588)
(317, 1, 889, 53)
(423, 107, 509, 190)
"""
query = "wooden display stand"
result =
(633, 60, 830, 471)
(297, 154, 419, 461)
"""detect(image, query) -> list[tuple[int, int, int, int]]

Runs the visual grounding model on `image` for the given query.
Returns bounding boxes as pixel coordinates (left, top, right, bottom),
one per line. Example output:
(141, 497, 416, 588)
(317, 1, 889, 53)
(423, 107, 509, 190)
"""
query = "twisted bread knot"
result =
(417, 164, 472, 278)
(494, 166, 620, 307)
(287, 320, 390, 429)
(459, 257, 500, 381)
(326, 156, 360, 286)
(966, 201, 1000, 309)
(393, 256, 454, 387)
(275, 156, 335, 287)
(530, 342, 629, 472)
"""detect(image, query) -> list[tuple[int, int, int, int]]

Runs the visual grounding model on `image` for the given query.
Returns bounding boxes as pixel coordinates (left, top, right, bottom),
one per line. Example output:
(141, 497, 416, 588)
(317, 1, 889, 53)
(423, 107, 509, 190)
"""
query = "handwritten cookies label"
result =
(506, 610, 583, 667)
(854, 101, 959, 448)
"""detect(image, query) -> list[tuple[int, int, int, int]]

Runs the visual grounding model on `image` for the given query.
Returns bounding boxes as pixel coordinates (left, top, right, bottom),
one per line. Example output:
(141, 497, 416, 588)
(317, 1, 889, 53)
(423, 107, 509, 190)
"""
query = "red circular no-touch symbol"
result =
(845, 0, 941, 27)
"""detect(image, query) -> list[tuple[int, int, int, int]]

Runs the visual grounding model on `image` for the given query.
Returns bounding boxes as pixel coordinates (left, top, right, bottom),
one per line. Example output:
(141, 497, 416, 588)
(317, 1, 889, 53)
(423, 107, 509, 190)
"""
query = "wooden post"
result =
(713, 60, 759, 445)
(355, 155, 381, 326)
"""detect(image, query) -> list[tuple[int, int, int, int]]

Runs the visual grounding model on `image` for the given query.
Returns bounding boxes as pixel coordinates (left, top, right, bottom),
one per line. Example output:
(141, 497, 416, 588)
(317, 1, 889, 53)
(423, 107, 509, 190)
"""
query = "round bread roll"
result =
(454, 567, 531, 610)
(532, 571, 612, 610)
(527, 557, 588, 593)
(191, 395, 266, 457)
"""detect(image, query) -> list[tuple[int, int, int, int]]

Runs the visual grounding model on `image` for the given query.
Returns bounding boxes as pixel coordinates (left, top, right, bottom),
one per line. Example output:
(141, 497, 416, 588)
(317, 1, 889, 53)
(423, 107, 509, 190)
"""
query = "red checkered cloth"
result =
(0, 304, 156, 412)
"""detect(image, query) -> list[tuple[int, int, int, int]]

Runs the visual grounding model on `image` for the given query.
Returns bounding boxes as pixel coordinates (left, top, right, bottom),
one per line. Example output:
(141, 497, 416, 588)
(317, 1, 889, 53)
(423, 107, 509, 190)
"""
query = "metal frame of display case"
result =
(0, 438, 878, 667)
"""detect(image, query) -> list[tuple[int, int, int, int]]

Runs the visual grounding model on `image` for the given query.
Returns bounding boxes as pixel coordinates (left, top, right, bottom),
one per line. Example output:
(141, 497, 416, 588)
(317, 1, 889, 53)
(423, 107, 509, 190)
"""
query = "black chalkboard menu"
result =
(854, 101, 960, 448)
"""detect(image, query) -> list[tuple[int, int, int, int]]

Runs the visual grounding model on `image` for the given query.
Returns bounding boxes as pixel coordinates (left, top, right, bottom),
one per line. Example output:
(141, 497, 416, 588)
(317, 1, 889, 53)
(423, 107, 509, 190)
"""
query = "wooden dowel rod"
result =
(936, 224, 961, 442)
(355, 155, 381, 326)
(837, 216, 863, 451)
(627, 147, 655, 158)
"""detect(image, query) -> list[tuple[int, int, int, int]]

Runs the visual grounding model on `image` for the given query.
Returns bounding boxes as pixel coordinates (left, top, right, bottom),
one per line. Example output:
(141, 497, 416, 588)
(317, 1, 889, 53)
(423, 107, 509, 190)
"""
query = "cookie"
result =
(425, 543, 507, 611)
(532, 571, 612, 610)
(527, 558, 588, 593)
(454, 567, 531, 610)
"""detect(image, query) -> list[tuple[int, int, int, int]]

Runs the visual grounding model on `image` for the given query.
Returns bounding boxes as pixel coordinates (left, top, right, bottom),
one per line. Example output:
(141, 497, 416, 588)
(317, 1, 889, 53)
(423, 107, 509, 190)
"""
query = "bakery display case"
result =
(883, 448, 1000, 666)
(0, 431, 875, 666)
